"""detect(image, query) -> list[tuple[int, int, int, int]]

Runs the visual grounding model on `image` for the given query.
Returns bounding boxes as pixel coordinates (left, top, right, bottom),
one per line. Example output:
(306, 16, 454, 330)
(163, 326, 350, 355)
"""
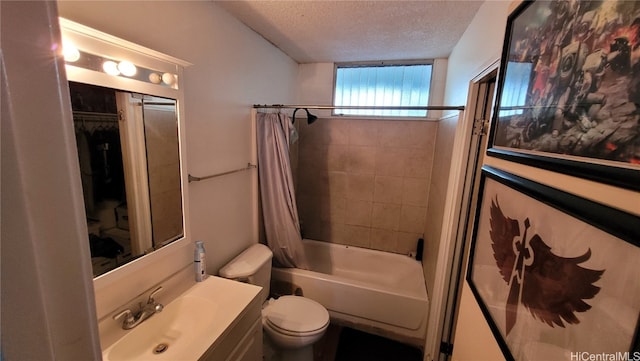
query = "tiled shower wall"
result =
(294, 117, 437, 255)
(144, 106, 183, 245)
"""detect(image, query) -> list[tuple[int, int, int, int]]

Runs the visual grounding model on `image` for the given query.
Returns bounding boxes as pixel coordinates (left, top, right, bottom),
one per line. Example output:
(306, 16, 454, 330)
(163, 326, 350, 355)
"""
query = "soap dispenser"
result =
(194, 240, 207, 282)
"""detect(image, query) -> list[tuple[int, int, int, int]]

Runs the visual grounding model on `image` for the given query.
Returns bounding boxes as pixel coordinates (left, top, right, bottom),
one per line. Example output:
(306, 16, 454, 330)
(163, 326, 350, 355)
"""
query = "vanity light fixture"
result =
(60, 35, 179, 89)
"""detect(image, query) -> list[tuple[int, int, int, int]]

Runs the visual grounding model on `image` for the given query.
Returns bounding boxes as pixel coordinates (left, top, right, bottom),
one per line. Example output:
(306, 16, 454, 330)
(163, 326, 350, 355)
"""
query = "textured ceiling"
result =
(215, 0, 484, 64)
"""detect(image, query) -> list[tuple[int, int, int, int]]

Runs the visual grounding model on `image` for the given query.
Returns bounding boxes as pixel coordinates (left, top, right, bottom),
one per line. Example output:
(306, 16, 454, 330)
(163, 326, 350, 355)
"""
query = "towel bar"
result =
(188, 163, 257, 183)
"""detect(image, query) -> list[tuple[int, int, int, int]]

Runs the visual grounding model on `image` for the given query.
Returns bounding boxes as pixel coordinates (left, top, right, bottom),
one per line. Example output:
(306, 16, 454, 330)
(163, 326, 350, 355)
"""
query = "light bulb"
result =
(62, 40, 80, 62)
(118, 61, 137, 77)
(102, 61, 120, 76)
(149, 73, 162, 84)
(162, 73, 176, 85)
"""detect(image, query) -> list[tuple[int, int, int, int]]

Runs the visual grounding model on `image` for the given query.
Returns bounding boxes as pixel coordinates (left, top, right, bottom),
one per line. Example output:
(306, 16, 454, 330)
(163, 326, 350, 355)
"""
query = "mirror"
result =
(60, 17, 191, 279)
(70, 82, 184, 277)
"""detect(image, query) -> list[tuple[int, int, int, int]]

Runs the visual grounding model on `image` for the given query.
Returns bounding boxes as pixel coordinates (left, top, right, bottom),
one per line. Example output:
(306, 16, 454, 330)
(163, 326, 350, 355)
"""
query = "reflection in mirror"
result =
(70, 82, 184, 277)
(142, 98, 183, 249)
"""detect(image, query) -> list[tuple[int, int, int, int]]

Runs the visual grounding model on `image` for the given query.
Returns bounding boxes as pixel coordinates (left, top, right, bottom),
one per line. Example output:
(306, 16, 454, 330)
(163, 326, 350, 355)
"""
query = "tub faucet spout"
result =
(113, 286, 164, 330)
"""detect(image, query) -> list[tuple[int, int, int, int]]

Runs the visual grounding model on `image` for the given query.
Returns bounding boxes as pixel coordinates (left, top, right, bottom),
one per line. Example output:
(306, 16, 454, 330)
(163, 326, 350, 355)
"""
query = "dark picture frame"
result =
(487, 0, 640, 191)
(467, 166, 640, 361)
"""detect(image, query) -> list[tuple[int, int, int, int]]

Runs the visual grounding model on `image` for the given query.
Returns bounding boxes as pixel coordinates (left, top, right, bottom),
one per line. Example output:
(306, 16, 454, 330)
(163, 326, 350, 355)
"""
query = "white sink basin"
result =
(102, 276, 261, 361)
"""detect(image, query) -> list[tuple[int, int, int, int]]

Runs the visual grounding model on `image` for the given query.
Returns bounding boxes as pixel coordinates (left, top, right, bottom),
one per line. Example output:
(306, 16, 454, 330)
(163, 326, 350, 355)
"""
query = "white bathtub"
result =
(271, 239, 429, 346)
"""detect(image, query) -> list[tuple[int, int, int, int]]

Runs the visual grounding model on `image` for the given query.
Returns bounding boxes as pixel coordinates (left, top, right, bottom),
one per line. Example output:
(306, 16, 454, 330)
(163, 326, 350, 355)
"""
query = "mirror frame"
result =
(60, 18, 192, 300)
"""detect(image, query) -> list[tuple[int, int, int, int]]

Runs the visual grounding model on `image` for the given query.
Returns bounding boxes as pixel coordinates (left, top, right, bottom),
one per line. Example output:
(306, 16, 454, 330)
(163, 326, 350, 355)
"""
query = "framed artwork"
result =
(487, 0, 640, 191)
(467, 166, 640, 361)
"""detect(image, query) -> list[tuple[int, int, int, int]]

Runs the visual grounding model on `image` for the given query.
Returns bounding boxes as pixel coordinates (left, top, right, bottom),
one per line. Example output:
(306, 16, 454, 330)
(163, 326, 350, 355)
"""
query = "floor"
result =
(314, 325, 423, 361)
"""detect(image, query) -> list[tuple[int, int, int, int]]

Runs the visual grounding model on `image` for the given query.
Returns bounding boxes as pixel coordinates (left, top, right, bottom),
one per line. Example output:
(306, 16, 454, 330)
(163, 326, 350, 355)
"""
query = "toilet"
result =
(219, 243, 329, 361)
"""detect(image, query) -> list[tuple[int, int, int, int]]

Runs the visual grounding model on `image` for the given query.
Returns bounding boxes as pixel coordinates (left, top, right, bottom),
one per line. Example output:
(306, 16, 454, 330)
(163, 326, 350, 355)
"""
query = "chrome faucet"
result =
(113, 286, 164, 330)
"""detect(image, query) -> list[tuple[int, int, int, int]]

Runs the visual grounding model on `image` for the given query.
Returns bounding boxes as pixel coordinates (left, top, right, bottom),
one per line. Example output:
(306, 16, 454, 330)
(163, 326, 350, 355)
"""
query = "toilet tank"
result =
(219, 243, 273, 302)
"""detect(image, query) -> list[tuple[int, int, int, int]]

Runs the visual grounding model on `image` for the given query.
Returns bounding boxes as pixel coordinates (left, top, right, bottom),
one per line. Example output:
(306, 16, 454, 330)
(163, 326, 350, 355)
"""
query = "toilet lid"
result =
(265, 296, 329, 334)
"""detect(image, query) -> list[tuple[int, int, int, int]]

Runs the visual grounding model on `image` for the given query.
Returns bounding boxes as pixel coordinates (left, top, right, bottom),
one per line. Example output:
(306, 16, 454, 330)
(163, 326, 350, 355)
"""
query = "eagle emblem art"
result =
(489, 198, 605, 335)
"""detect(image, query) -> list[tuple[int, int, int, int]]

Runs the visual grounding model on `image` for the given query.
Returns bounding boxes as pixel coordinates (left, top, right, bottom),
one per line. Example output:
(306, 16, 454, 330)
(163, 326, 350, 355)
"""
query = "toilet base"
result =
(263, 333, 314, 361)
(280, 346, 313, 361)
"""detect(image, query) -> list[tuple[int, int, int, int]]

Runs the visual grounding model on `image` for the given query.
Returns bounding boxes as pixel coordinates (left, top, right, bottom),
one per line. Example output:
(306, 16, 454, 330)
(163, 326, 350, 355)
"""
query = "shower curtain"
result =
(256, 112, 308, 269)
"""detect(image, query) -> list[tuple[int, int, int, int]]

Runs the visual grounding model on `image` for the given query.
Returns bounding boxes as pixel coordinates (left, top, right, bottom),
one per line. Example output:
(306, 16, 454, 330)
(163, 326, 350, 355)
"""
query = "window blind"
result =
(334, 64, 432, 117)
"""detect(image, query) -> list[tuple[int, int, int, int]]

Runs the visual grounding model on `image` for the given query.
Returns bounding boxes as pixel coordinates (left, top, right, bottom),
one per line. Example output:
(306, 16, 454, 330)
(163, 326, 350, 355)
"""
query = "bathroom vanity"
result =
(102, 277, 263, 361)
(200, 278, 263, 361)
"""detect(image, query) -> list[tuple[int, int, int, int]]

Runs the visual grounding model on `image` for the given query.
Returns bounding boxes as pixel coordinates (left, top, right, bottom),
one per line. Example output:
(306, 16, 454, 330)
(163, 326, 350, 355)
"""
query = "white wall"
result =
(1, 2, 101, 359)
(445, 1, 640, 360)
(57, 1, 299, 278)
(297, 63, 336, 107)
(443, 1, 511, 111)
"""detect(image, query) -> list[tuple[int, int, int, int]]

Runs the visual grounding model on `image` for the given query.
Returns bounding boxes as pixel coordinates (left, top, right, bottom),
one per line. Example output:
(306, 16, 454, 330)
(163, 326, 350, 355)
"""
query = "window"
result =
(333, 62, 432, 117)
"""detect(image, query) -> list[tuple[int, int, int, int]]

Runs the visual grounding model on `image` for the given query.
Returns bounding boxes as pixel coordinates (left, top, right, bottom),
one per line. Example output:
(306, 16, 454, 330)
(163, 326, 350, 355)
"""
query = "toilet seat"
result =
(264, 296, 329, 336)
(266, 319, 327, 337)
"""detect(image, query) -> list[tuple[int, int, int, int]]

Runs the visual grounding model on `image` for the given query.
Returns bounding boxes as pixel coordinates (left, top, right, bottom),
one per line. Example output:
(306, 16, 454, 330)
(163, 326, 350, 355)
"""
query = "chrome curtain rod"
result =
(253, 104, 465, 111)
